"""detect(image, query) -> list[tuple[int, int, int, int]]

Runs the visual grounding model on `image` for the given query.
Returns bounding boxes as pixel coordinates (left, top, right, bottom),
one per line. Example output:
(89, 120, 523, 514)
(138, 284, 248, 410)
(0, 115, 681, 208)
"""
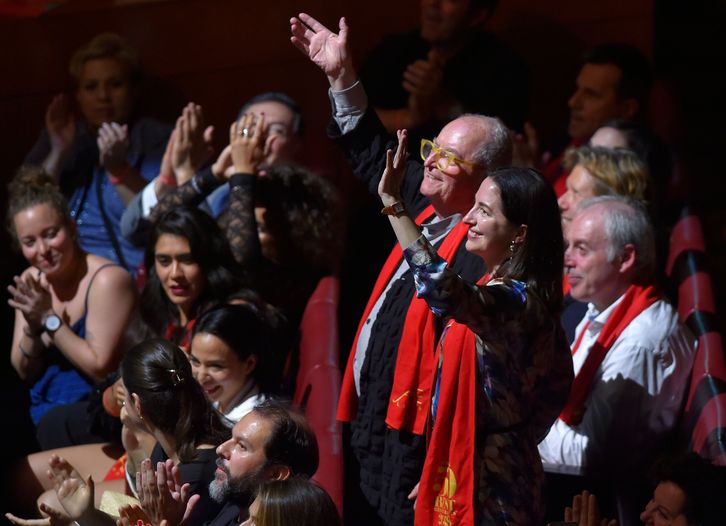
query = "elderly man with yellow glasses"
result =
(291, 13, 515, 526)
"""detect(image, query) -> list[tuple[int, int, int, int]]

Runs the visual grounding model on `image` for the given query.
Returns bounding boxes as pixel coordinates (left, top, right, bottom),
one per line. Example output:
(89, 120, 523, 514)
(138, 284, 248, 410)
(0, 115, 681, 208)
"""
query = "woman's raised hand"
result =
(290, 14, 356, 90)
(97, 122, 130, 174)
(45, 94, 76, 154)
(230, 113, 266, 175)
(378, 129, 409, 207)
(171, 103, 214, 186)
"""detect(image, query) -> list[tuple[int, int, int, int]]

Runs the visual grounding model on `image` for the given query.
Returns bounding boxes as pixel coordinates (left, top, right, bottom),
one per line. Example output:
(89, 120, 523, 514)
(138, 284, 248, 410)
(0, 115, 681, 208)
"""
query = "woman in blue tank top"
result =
(8, 166, 137, 425)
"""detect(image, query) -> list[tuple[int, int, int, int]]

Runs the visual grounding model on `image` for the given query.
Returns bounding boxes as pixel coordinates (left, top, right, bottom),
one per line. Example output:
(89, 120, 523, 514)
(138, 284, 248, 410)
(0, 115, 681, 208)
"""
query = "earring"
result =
(509, 240, 519, 254)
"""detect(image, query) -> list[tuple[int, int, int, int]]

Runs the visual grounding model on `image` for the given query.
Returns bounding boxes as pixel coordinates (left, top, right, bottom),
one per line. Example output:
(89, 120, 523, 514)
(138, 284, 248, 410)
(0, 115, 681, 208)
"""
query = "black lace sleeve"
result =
(224, 173, 261, 266)
(147, 167, 220, 224)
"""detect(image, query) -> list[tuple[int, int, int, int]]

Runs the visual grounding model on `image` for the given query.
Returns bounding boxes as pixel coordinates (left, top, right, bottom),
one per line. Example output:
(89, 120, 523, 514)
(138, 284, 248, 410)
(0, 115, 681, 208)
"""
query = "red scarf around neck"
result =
(559, 283, 660, 425)
(414, 273, 490, 526)
(164, 316, 198, 353)
(337, 205, 470, 436)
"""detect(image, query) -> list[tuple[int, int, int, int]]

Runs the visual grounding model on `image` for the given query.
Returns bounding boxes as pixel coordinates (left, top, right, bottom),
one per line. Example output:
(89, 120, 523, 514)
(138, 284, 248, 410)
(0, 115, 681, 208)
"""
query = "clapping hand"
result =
(230, 113, 266, 175)
(45, 94, 76, 154)
(171, 103, 214, 185)
(290, 13, 356, 90)
(98, 122, 130, 175)
(116, 505, 152, 526)
(564, 490, 617, 526)
(404, 50, 448, 127)
(5, 503, 69, 526)
(378, 129, 409, 207)
(136, 459, 199, 526)
(8, 273, 53, 334)
(511, 122, 549, 169)
(45, 455, 94, 521)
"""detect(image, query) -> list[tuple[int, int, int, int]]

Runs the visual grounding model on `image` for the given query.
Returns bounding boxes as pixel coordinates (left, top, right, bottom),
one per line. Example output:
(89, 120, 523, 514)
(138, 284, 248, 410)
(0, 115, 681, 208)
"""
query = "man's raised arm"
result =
(290, 13, 357, 91)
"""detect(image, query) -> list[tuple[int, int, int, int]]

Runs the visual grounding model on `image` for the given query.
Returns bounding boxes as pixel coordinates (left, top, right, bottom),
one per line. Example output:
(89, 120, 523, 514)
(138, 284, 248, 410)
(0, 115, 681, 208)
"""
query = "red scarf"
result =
(414, 274, 490, 526)
(559, 284, 660, 425)
(541, 139, 581, 198)
(164, 316, 198, 353)
(337, 205, 470, 435)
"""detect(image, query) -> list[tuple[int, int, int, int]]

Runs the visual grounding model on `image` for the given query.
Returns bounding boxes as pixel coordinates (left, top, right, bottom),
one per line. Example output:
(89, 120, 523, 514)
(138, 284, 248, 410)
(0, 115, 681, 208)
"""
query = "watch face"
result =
(44, 314, 62, 332)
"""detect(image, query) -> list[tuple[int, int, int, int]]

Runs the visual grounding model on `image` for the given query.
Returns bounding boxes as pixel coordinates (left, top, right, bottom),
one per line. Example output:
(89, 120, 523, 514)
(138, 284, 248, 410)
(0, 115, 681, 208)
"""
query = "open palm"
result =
(290, 13, 350, 79)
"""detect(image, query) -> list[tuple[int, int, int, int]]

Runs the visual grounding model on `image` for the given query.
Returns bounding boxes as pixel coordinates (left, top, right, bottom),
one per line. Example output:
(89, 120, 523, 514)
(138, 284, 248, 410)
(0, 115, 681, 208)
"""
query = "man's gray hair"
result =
(576, 195, 656, 280)
(461, 114, 513, 170)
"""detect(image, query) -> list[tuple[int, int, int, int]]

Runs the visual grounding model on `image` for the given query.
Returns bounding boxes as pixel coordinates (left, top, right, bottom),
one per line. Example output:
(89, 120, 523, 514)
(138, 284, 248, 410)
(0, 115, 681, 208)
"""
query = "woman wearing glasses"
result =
(378, 129, 572, 526)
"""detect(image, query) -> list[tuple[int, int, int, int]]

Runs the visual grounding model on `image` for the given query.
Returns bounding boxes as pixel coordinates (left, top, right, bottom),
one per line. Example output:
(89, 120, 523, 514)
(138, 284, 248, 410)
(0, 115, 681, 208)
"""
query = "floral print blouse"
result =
(404, 236, 573, 525)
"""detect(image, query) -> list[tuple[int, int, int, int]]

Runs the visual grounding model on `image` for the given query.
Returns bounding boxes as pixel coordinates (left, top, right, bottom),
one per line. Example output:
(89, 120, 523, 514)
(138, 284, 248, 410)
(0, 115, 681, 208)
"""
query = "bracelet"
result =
(19, 343, 41, 360)
(107, 164, 135, 185)
(158, 170, 177, 187)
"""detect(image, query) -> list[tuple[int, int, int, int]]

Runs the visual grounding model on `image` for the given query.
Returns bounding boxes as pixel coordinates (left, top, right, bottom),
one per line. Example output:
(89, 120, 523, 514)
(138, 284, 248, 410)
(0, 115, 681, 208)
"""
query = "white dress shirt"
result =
(538, 294, 696, 473)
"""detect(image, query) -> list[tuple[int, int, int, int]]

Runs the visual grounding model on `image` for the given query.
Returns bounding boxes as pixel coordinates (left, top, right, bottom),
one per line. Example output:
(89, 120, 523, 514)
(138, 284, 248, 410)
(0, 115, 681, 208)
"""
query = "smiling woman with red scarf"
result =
(377, 130, 573, 526)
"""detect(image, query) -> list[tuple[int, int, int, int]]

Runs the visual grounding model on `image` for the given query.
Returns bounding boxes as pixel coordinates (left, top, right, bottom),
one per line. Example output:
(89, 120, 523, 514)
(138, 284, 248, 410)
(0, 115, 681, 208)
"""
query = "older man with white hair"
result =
(539, 195, 695, 474)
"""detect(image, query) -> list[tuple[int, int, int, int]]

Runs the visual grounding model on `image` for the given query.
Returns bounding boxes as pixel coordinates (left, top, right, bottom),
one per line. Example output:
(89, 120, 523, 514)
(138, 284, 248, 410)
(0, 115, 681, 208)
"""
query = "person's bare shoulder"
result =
(85, 254, 135, 292)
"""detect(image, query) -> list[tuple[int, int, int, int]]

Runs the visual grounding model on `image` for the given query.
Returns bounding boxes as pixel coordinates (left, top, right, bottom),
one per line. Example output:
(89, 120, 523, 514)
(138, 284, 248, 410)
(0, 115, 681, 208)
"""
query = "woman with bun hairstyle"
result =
(7, 165, 137, 425)
(10, 339, 231, 525)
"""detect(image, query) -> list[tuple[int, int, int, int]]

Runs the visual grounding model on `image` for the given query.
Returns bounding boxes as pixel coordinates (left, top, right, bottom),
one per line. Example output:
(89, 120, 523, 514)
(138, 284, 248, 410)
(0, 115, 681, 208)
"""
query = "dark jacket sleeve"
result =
(328, 107, 431, 217)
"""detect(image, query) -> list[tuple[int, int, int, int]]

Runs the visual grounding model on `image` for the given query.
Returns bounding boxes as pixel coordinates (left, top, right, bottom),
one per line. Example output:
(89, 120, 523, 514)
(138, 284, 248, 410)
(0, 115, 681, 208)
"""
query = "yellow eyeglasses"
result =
(420, 139, 478, 172)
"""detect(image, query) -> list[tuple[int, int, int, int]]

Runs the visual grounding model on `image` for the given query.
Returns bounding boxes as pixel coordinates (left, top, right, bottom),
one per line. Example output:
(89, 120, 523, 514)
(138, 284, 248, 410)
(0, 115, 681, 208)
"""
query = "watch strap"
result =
(381, 201, 406, 217)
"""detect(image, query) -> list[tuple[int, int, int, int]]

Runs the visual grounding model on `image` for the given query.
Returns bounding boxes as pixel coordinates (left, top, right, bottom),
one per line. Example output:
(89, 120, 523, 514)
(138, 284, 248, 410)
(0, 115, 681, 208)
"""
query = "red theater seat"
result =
(293, 276, 344, 514)
(667, 208, 726, 465)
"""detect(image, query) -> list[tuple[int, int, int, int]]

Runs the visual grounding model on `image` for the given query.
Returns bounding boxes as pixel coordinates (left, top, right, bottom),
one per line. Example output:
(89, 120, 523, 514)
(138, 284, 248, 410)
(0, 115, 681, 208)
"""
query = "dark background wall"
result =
(2, 0, 725, 502)
(0, 0, 659, 347)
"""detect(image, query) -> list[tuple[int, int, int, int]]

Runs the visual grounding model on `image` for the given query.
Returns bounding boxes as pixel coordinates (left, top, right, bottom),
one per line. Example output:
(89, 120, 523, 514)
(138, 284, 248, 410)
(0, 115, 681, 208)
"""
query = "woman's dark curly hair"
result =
(257, 165, 341, 272)
(140, 206, 244, 336)
(121, 339, 230, 462)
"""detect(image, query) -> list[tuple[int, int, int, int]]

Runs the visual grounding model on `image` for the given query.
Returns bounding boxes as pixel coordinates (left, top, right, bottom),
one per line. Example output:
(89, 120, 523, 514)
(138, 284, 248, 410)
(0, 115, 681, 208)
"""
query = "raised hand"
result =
(45, 94, 76, 153)
(211, 145, 234, 181)
(230, 113, 266, 174)
(403, 50, 445, 101)
(511, 122, 548, 169)
(290, 13, 356, 90)
(116, 505, 151, 526)
(171, 103, 214, 185)
(97, 122, 130, 174)
(564, 490, 617, 526)
(136, 459, 198, 526)
(404, 50, 447, 126)
(8, 274, 54, 332)
(378, 129, 409, 206)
